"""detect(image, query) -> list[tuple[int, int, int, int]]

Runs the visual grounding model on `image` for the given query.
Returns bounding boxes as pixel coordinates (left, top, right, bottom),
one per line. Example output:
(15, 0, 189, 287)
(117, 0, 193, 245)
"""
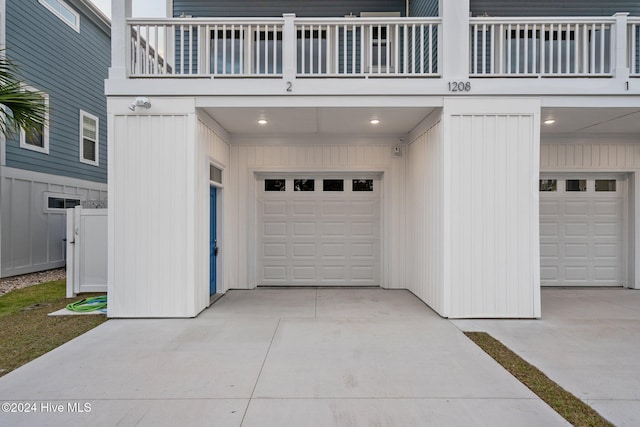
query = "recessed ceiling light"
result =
(257, 119, 268, 125)
(544, 119, 556, 125)
(370, 119, 380, 125)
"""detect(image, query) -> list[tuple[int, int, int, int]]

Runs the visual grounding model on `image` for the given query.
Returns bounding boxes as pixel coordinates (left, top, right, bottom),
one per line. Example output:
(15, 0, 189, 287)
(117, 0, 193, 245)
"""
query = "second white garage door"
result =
(258, 175, 381, 286)
(540, 175, 626, 287)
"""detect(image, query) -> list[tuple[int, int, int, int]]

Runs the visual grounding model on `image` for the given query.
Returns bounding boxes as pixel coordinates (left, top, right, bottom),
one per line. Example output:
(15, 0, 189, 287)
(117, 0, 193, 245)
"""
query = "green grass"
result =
(0, 281, 107, 377)
(465, 332, 614, 427)
(0, 281, 67, 317)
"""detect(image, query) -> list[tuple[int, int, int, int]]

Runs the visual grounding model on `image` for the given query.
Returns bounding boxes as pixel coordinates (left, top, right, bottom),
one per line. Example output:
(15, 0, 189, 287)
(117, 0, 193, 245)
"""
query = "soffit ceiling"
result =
(541, 108, 640, 135)
(201, 106, 640, 136)
(202, 107, 436, 135)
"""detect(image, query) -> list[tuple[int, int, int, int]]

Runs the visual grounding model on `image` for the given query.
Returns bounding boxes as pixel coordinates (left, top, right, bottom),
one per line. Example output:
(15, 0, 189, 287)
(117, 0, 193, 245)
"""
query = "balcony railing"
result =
(129, 18, 285, 77)
(469, 17, 615, 77)
(125, 15, 638, 80)
(127, 17, 441, 78)
(294, 18, 439, 76)
(631, 18, 640, 77)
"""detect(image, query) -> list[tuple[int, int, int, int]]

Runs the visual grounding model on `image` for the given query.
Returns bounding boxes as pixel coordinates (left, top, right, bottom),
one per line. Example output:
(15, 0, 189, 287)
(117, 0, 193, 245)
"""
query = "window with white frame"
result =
(504, 27, 610, 74)
(361, 12, 400, 73)
(210, 29, 244, 74)
(370, 26, 390, 69)
(38, 0, 79, 32)
(20, 89, 49, 154)
(297, 29, 325, 74)
(209, 28, 284, 75)
(80, 111, 98, 165)
(44, 193, 82, 212)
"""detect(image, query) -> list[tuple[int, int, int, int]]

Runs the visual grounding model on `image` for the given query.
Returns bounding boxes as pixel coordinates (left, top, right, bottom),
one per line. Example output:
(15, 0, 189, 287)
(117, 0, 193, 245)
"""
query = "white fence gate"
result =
(66, 207, 108, 297)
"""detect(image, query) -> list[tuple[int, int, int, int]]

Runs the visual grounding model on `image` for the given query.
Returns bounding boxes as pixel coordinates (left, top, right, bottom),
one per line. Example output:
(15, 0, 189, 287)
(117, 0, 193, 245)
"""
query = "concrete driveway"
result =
(0, 288, 567, 427)
(453, 287, 640, 427)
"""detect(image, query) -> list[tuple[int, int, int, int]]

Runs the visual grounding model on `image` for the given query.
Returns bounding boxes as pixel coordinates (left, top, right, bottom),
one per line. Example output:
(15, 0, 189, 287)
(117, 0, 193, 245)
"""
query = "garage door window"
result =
(539, 179, 557, 192)
(566, 179, 587, 192)
(595, 179, 616, 192)
(294, 179, 315, 191)
(323, 179, 344, 191)
(353, 179, 374, 191)
(265, 179, 286, 191)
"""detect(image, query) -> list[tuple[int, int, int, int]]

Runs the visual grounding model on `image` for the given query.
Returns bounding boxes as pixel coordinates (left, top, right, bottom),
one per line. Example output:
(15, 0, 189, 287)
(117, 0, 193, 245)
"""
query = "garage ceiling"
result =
(202, 107, 436, 135)
(541, 108, 640, 135)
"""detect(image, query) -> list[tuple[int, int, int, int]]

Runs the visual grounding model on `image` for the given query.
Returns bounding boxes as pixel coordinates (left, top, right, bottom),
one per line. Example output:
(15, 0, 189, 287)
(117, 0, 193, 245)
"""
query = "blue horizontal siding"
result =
(409, 0, 438, 17)
(173, 0, 405, 18)
(409, 1, 438, 73)
(470, 1, 640, 17)
(5, 0, 110, 184)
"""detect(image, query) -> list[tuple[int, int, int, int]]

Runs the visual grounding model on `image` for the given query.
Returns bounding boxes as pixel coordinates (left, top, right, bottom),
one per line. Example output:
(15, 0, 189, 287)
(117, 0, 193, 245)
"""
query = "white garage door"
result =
(258, 175, 381, 286)
(540, 175, 626, 287)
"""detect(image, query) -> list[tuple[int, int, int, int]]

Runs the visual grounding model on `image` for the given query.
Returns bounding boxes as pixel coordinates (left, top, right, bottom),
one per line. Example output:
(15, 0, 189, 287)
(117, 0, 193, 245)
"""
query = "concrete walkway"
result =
(0, 289, 567, 427)
(453, 288, 640, 427)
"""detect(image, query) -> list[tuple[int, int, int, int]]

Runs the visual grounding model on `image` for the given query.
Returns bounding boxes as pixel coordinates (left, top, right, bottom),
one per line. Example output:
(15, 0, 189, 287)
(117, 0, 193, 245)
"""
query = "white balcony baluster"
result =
(470, 17, 616, 77)
(296, 18, 441, 77)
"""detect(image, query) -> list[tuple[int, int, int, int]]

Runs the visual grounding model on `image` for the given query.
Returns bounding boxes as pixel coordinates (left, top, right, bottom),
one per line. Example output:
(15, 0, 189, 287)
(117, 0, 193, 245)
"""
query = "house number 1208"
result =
(448, 81, 471, 92)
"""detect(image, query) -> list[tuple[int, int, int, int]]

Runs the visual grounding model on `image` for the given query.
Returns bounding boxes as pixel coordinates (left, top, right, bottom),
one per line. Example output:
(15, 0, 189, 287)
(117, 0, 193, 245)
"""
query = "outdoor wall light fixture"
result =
(544, 119, 556, 125)
(129, 97, 151, 111)
(257, 119, 268, 125)
(370, 119, 380, 125)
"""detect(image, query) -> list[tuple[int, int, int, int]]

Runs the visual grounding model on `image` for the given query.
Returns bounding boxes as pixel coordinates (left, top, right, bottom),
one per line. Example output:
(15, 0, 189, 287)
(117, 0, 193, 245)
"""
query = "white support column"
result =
(439, 0, 470, 79)
(443, 97, 541, 318)
(282, 14, 297, 87)
(109, 0, 132, 80)
(613, 13, 630, 83)
(108, 97, 202, 317)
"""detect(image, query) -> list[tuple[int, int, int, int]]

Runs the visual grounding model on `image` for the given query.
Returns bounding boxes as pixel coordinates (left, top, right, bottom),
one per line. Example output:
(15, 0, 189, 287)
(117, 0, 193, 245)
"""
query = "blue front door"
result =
(210, 187, 217, 296)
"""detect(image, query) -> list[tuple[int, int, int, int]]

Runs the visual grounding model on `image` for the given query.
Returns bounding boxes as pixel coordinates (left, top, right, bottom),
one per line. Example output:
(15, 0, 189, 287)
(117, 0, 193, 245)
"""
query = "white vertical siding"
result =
(541, 138, 640, 170)
(0, 167, 107, 278)
(406, 116, 446, 315)
(444, 98, 541, 318)
(109, 99, 201, 317)
(228, 138, 402, 289)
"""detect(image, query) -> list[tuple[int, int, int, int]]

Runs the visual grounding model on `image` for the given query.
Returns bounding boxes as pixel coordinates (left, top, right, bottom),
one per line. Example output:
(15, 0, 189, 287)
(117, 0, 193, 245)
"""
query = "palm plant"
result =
(0, 53, 46, 139)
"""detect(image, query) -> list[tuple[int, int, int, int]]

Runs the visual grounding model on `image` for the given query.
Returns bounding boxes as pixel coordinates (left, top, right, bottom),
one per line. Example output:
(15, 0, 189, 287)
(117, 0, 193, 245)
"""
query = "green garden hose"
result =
(66, 295, 107, 313)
